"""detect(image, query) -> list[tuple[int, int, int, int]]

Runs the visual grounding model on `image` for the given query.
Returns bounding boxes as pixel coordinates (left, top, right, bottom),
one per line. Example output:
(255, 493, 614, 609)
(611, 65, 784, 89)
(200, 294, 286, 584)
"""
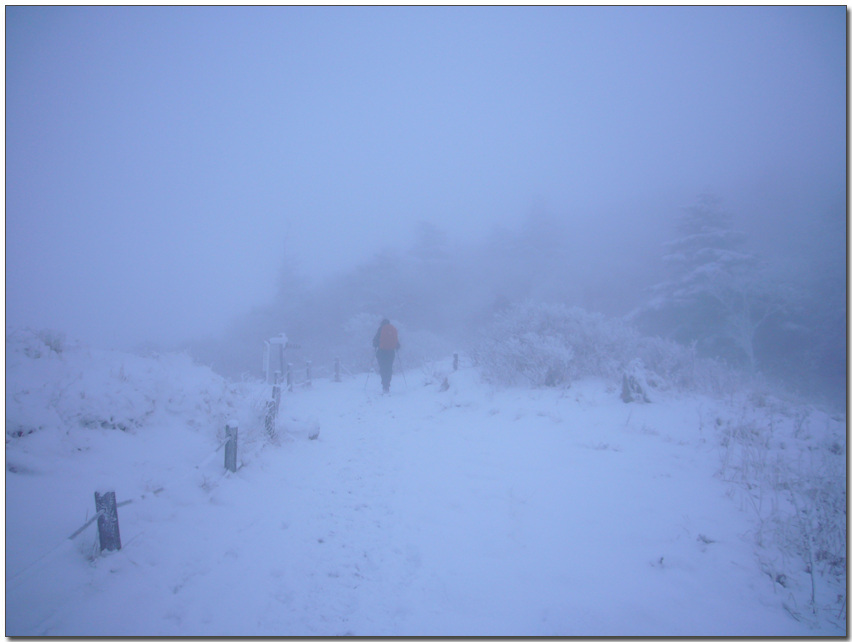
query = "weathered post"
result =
(94, 490, 122, 552)
(453, 353, 459, 371)
(334, 357, 341, 383)
(265, 375, 280, 439)
(306, 361, 312, 387)
(273, 372, 282, 414)
(224, 424, 238, 472)
(287, 363, 293, 392)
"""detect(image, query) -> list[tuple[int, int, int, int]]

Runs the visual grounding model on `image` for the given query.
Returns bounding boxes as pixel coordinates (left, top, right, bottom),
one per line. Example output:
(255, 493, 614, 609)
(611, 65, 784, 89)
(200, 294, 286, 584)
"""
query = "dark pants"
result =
(376, 349, 395, 392)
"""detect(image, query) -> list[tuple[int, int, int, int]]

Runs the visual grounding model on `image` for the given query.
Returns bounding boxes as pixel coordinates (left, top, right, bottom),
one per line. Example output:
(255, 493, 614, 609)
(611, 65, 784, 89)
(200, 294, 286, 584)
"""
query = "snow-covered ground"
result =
(5, 330, 846, 636)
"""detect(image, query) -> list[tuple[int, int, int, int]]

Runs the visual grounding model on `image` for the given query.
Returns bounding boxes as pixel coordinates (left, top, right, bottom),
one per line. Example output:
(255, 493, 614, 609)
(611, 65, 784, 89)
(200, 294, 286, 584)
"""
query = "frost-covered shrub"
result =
(471, 303, 621, 387)
(633, 335, 742, 396)
(632, 336, 694, 389)
(7, 327, 69, 360)
(470, 301, 739, 393)
(5, 330, 251, 440)
(37, 329, 67, 355)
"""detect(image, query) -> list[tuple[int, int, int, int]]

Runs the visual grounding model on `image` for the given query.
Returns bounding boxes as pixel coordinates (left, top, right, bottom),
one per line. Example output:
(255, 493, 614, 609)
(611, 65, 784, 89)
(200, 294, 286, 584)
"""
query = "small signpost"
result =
(263, 333, 288, 384)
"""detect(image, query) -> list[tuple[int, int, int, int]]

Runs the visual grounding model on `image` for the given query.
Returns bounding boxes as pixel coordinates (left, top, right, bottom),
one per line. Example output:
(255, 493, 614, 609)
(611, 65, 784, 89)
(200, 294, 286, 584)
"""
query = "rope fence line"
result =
(8, 353, 462, 587)
(67, 509, 105, 541)
(6, 428, 239, 587)
(8, 357, 337, 587)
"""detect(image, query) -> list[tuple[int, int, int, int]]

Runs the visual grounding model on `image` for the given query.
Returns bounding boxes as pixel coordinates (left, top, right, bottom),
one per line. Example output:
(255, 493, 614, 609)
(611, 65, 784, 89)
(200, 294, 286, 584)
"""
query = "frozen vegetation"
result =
(5, 325, 845, 635)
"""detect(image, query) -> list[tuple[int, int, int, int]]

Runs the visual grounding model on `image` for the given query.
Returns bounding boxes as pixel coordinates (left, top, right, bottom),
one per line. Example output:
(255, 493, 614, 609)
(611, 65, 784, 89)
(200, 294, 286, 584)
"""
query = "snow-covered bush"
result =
(5, 329, 266, 444)
(469, 302, 579, 387)
(470, 303, 640, 387)
(633, 335, 742, 395)
(14, 328, 70, 357)
(470, 301, 740, 394)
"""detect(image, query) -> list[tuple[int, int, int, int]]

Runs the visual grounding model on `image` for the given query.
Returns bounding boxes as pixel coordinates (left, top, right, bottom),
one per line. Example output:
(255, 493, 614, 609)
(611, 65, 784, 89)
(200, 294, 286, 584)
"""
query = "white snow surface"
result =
(5, 333, 846, 636)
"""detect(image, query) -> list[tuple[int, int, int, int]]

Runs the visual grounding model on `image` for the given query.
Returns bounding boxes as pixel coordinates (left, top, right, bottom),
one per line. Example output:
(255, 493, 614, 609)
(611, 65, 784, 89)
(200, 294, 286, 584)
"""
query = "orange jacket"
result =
(373, 323, 400, 351)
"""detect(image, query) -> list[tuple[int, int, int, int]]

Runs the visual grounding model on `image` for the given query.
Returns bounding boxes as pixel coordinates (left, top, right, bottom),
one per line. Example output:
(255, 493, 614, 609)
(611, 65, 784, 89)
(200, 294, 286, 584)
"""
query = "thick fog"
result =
(6, 7, 845, 400)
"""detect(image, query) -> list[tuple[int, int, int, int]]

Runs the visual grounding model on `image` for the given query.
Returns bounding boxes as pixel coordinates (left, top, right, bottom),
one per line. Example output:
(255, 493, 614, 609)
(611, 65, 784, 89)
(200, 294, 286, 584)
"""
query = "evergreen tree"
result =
(633, 195, 797, 373)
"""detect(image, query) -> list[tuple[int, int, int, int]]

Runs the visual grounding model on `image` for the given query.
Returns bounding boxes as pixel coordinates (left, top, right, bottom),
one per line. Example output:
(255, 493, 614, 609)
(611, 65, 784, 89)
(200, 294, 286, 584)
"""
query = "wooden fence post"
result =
(94, 490, 121, 552)
(225, 424, 238, 472)
(287, 363, 293, 392)
(273, 380, 282, 414)
(453, 353, 459, 371)
(264, 380, 279, 438)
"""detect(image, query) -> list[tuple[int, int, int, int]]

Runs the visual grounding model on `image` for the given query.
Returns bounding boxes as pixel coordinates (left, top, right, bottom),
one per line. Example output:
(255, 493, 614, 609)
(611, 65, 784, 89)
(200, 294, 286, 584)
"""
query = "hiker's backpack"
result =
(379, 324, 399, 350)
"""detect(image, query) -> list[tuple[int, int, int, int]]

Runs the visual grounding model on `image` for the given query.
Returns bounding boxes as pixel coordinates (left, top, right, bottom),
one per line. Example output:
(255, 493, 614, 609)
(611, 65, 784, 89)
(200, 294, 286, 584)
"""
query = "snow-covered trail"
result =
(7, 367, 819, 636)
(271, 373, 812, 636)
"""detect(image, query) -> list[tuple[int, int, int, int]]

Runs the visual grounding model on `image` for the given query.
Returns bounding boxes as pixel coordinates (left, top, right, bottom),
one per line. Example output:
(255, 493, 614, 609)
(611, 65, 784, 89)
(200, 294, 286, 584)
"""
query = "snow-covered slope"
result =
(5, 332, 846, 635)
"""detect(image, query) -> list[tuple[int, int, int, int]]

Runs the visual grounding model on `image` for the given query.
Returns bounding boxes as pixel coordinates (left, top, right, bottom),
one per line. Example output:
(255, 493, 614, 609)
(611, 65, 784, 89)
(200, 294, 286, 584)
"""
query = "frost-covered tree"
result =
(633, 195, 798, 373)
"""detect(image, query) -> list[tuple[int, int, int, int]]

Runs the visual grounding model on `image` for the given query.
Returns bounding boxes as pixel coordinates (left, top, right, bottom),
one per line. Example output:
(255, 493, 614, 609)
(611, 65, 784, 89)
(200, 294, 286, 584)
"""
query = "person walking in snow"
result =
(372, 319, 400, 393)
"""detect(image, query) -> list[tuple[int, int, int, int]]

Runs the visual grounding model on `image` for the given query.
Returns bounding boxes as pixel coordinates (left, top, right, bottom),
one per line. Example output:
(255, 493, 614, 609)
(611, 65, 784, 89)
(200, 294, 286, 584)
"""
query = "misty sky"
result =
(6, 6, 846, 349)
